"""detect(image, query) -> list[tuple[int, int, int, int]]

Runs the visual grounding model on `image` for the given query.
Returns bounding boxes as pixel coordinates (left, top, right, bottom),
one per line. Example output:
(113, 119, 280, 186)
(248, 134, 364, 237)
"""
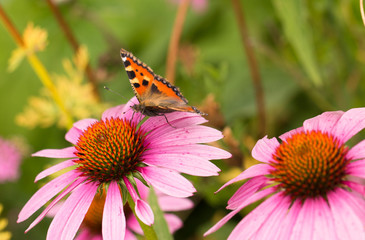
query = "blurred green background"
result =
(1, 0, 365, 239)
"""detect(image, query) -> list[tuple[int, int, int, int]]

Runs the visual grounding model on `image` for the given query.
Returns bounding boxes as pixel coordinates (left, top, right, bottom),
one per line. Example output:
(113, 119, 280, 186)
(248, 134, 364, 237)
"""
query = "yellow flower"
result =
(16, 46, 108, 129)
(8, 22, 48, 72)
(0, 204, 11, 240)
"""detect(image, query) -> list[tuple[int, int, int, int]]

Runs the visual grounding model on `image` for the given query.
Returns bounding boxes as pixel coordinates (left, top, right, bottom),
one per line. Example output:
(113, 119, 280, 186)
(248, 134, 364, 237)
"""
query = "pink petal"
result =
(303, 111, 343, 134)
(123, 177, 154, 225)
(73, 118, 98, 132)
(290, 198, 314, 239)
(143, 154, 220, 176)
(144, 114, 207, 138)
(217, 164, 272, 192)
(333, 188, 365, 225)
(143, 144, 231, 160)
(279, 126, 304, 141)
(327, 189, 365, 239)
(332, 108, 365, 144)
(47, 182, 98, 240)
(164, 213, 183, 233)
(228, 193, 286, 240)
(250, 195, 292, 240)
(32, 147, 77, 158)
(344, 180, 365, 195)
(346, 139, 365, 160)
(346, 159, 365, 178)
(274, 199, 301, 239)
(18, 170, 80, 223)
(121, 97, 144, 125)
(25, 177, 86, 233)
(311, 197, 337, 240)
(227, 176, 268, 210)
(251, 136, 280, 163)
(139, 166, 196, 197)
(135, 199, 154, 226)
(146, 126, 223, 147)
(65, 126, 82, 144)
(35, 160, 75, 182)
(158, 196, 193, 211)
(102, 181, 126, 240)
(102, 105, 125, 120)
(204, 187, 277, 236)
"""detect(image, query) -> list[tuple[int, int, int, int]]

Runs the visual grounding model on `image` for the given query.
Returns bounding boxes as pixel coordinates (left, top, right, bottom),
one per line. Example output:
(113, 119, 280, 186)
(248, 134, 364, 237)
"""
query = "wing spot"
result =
(142, 79, 149, 86)
(133, 83, 141, 88)
(140, 72, 144, 76)
(123, 60, 131, 67)
(127, 71, 136, 79)
(151, 83, 161, 93)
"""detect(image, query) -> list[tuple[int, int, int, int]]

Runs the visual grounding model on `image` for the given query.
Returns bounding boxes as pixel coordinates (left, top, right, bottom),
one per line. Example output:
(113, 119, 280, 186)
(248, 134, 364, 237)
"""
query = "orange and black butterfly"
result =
(120, 48, 206, 117)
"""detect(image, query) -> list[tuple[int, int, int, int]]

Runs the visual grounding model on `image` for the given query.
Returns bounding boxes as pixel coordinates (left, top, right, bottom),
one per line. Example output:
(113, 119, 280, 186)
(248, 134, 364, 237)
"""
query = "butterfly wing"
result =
(120, 48, 205, 115)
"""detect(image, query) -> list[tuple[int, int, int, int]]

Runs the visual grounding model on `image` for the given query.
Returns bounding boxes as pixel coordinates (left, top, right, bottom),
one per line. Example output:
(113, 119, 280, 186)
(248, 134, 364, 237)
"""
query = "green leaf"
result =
(272, 0, 322, 86)
(148, 187, 173, 240)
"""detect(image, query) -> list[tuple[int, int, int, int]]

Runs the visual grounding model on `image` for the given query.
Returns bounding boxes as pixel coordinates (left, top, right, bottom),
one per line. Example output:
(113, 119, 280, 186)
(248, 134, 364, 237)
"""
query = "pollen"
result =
(270, 130, 349, 200)
(74, 117, 146, 183)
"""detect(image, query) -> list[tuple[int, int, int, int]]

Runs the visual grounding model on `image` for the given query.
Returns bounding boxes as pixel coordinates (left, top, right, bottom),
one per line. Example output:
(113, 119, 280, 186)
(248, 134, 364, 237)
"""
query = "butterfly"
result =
(120, 48, 206, 117)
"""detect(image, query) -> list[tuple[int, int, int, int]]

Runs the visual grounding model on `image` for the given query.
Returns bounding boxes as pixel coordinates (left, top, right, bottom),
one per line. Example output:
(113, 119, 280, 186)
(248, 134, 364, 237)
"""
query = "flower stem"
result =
(231, 0, 266, 138)
(45, 0, 100, 100)
(0, 4, 74, 129)
(127, 193, 158, 240)
(166, 0, 191, 84)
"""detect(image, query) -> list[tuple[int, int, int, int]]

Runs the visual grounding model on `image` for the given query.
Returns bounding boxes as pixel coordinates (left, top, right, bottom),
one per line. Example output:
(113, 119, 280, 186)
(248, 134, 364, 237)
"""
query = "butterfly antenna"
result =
(104, 86, 129, 101)
(162, 114, 176, 129)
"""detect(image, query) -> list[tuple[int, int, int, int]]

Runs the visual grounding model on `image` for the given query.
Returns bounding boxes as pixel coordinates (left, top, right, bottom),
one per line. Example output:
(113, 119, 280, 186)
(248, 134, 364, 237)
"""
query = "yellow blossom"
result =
(8, 22, 48, 72)
(16, 46, 108, 129)
(0, 204, 11, 240)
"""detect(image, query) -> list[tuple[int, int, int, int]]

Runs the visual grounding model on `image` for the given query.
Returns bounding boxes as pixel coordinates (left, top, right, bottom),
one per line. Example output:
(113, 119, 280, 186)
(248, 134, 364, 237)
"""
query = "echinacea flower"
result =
(18, 97, 231, 239)
(206, 109, 365, 239)
(48, 179, 193, 240)
(0, 137, 23, 183)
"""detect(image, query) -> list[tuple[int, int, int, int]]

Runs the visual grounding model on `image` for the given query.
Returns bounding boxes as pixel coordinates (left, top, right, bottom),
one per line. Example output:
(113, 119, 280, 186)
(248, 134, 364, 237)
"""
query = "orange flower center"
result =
(74, 118, 146, 183)
(270, 130, 349, 200)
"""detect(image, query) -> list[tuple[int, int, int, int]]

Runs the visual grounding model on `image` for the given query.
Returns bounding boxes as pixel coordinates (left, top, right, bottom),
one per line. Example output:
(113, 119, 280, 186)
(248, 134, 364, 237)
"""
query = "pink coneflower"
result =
(206, 109, 365, 239)
(0, 137, 22, 183)
(18, 97, 230, 239)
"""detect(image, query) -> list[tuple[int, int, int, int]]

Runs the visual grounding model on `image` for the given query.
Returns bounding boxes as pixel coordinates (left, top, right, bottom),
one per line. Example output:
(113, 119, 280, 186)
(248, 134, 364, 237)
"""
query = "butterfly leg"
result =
(162, 114, 176, 129)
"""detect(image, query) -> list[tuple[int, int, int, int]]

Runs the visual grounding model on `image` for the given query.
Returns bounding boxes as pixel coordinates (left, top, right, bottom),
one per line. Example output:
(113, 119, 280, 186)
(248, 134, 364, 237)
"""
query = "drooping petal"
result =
(146, 126, 223, 147)
(331, 108, 365, 144)
(311, 197, 337, 240)
(274, 199, 301, 240)
(217, 164, 272, 192)
(346, 139, 365, 160)
(143, 154, 220, 176)
(139, 166, 196, 198)
(47, 182, 98, 240)
(35, 160, 75, 182)
(251, 136, 280, 163)
(227, 193, 285, 240)
(158, 196, 193, 211)
(32, 147, 77, 158)
(25, 177, 86, 233)
(102, 181, 126, 240)
(18, 170, 80, 223)
(303, 111, 343, 135)
(135, 199, 154, 226)
(143, 144, 231, 160)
